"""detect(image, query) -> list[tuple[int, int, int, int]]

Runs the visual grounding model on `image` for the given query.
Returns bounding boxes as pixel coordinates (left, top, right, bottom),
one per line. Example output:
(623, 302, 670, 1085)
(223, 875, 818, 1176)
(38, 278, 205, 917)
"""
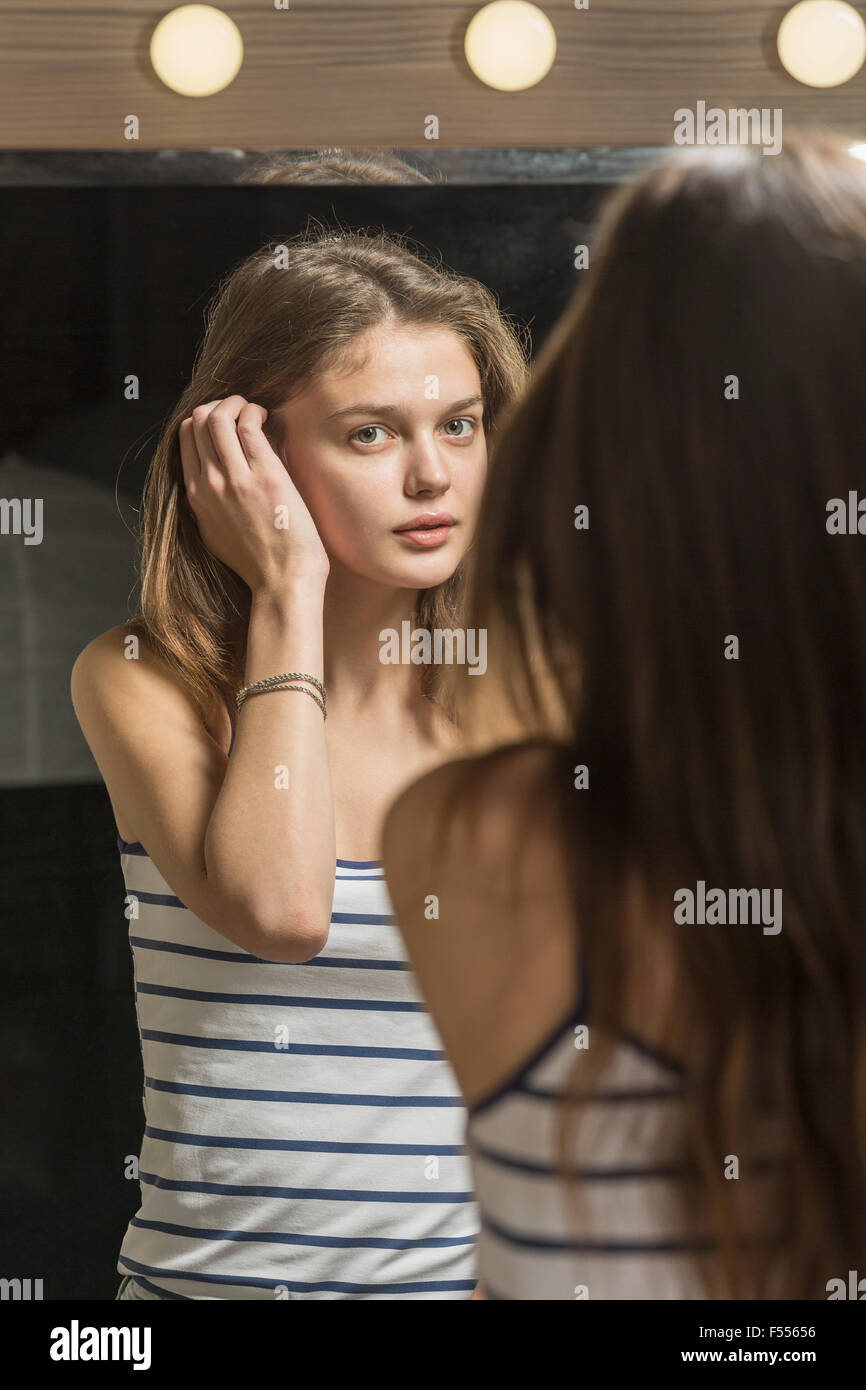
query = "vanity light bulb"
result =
(464, 1, 557, 92)
(150, 4, 244, 98)
(777, 0, 866, 87)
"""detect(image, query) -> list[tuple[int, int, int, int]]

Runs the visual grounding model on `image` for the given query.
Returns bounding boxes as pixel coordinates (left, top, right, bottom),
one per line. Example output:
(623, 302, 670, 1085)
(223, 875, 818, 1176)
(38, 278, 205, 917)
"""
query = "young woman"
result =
(382, 131, 866, 1300)
(71, 226, 528, 1298)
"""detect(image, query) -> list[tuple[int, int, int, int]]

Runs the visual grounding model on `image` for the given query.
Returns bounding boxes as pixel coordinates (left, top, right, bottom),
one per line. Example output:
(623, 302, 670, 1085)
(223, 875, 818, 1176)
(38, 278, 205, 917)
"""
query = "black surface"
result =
(0, 782, 141, 1299)
(0, 181, 608, 469)
(0, 147, 665, 186)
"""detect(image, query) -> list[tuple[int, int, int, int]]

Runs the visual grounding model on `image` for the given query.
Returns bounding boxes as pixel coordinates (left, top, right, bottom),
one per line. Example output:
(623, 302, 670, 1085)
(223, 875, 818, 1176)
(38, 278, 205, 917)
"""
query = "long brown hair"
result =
(130, 223, 529, 731)
(450, 130, 866, 1297)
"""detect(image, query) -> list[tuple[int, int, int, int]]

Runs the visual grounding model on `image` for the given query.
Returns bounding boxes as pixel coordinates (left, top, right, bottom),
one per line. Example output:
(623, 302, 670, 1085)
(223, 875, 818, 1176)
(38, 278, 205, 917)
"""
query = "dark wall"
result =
(1, 182, 607, 488)
(0, 179, 608, 1297)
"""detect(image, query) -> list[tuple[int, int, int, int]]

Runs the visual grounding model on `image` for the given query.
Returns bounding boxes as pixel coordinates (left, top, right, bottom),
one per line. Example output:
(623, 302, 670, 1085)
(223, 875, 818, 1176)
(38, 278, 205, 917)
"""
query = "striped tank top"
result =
(466, 989, 787, 1299)
(115, 735, 478, 1299)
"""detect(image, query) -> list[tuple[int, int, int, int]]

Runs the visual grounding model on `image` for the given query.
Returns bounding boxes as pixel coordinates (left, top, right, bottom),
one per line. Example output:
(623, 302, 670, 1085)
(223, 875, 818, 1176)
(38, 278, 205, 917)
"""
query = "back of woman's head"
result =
(461, 130, 866, 1297)
(238, 148, 436, 184)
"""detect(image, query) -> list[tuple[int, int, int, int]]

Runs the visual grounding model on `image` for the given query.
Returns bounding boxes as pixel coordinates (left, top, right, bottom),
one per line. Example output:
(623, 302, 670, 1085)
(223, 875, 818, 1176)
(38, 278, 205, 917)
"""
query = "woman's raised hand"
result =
(179, 396, 330, 594)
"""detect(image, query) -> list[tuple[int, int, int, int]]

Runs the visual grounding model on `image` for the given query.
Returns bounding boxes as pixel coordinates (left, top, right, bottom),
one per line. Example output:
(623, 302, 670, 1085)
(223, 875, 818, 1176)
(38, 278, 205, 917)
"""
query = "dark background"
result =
(0, 177, 609, 1297)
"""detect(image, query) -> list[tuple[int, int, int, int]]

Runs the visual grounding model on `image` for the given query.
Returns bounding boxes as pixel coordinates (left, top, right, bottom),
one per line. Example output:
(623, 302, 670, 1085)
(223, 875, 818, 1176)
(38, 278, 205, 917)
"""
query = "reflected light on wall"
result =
(150, 4, 244, 97)
(777, 0, 866, 87)
(464, 1, 557, 91)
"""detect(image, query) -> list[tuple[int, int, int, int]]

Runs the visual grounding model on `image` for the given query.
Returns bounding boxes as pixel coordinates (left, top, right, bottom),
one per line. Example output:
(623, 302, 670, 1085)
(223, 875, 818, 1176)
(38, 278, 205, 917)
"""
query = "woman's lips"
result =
(393, 523, 456, 547)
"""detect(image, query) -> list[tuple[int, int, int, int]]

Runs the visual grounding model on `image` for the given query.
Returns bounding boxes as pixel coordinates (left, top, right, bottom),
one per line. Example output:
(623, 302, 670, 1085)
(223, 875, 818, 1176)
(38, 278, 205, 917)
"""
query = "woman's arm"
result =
(71, 580, 333, 962)
(71, 397, 336, 963)
(204, 577, 335, 955)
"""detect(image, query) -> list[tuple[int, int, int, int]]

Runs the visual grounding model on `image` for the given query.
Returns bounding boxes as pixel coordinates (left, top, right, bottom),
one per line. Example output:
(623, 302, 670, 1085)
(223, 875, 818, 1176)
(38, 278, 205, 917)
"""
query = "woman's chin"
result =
(394, 555, 460, 588)
(336, 545, 463, 590)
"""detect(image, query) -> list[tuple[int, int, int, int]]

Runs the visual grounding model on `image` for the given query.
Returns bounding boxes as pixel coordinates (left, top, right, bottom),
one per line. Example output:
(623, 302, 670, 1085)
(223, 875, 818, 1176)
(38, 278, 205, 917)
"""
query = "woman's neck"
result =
(322, 565, 425, 717)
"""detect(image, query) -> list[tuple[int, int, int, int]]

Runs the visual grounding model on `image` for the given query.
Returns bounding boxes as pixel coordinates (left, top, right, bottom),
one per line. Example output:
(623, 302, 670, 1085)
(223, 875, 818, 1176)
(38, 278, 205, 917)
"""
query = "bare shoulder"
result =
(382, 738, 568, 881)
(70, 622, 224, 842)
(381, 739, 580, 1108)
(73, 621, 172, 690)
(71, 622, 212, 735)
(72, 622, 159, 703)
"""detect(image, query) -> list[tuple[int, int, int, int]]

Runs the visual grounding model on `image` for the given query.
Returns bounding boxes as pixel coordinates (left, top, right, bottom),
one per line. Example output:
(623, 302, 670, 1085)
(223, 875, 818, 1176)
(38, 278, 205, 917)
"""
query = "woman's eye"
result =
(442, 417, 475, 437)
(350, 418, 477, 445)
(351, 425, 388, 445)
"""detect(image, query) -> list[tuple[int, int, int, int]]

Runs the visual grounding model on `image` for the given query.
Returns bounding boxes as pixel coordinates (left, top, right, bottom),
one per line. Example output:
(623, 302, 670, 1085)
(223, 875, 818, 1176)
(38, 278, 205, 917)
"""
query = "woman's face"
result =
(269, 322, 488, 590)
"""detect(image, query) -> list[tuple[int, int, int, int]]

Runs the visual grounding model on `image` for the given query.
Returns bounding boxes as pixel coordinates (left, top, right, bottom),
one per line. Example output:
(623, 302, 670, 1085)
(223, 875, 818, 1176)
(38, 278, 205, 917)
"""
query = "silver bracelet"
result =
(237, 680, 327, 719)
(237, 670, 326, 710)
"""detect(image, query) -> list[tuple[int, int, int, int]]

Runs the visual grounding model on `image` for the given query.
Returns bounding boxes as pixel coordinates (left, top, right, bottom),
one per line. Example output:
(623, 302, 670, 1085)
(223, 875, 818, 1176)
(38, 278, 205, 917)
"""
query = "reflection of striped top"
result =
(116, 820, 478, 1298)
(467, 993, 786, 1300)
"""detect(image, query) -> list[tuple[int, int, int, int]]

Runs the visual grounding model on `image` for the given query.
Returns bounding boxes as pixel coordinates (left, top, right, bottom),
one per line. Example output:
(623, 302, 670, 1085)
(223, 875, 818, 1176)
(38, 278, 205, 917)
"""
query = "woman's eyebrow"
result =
(326, 393, 484, 422)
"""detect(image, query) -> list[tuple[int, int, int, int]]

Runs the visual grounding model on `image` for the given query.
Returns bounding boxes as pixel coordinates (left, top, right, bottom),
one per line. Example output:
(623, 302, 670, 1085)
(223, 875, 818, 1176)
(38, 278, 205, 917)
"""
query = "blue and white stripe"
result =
(466, 1008, 787, 1299)
(117, 841, 478, 1299)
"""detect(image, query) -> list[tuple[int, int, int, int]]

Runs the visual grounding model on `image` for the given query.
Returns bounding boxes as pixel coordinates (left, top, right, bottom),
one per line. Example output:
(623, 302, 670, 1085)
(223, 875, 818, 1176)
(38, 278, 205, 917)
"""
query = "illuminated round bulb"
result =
(150, 4, 244, 97)
(777, 0, 866, 87)
(464, 1, 557, 92)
